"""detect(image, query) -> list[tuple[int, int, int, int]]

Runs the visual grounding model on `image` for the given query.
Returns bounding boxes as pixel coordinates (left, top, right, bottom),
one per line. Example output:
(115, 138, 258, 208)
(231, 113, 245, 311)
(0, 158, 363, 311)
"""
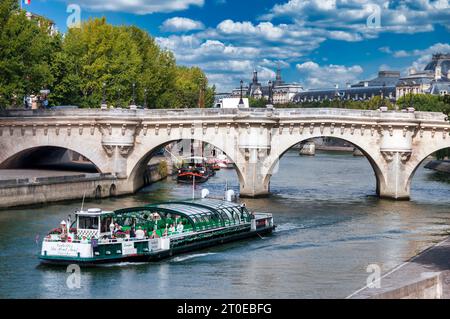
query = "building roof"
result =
(293, 85, 396, 102)
(351, 71, 400, 88)
(425, 54, 450, 78)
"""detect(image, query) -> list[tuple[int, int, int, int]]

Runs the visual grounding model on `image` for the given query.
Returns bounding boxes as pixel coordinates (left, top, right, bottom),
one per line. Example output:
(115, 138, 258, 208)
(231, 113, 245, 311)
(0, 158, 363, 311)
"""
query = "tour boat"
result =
(216, 154, 235, 169)
(39, 197, 275, 266)
(176, 157, 213, 184)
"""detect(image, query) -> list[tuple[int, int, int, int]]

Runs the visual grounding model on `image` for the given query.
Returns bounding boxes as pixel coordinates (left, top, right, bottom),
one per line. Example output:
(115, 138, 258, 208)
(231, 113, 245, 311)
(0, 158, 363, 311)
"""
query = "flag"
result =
(24, 0, 31, 5)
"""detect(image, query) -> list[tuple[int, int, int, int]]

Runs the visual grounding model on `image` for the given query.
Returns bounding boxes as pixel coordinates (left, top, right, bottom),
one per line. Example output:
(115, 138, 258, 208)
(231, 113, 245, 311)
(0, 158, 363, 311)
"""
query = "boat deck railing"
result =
(43, 222, 254, 245)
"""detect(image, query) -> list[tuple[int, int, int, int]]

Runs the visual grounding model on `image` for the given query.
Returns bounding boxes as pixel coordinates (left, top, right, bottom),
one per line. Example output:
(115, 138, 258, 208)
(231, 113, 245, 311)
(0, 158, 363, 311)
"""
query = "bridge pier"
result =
(378, 151, 412, 200)
(239, 161, 270, 198)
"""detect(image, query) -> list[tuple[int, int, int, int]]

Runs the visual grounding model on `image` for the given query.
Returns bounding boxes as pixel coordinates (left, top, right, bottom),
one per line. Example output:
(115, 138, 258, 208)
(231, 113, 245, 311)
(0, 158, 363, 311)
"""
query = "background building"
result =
(293, 71, 400, 103)
(396, 54, 450, 99)
(25, 12, 58, 36)
(232, 67, 303, 103)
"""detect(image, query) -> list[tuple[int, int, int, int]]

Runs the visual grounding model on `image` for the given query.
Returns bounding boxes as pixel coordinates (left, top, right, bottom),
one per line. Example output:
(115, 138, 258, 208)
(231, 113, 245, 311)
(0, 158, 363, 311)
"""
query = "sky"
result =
(24, 0, 450, 92)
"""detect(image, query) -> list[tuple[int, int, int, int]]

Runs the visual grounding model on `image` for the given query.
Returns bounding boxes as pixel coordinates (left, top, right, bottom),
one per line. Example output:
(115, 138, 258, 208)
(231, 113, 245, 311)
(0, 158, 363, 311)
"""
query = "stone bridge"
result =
(0, 108, 449, 200)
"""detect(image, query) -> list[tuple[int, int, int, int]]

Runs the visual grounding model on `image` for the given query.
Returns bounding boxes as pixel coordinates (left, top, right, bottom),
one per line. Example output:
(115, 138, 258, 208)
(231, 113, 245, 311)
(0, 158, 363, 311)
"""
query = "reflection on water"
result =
(0, 150, 449, 298)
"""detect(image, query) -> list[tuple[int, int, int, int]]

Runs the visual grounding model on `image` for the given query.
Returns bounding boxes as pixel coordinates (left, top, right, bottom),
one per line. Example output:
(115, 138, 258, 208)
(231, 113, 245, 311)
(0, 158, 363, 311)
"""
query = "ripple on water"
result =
(170, 253, 218, 263)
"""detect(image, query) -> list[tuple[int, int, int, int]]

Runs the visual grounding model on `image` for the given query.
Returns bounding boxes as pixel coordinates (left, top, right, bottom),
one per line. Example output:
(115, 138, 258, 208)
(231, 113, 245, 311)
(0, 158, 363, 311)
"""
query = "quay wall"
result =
(370, 272, 444, 299)
(0, 162, 172, 209)
(143, 162, 171, 186)
(0, 174, 120, 209)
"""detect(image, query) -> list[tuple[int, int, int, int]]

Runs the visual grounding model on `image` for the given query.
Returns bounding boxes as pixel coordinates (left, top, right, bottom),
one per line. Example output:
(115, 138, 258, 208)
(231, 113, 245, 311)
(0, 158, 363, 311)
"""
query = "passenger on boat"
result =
(169, 224, 176, 233)
(135, 227, 145, 239)
(130, 226, 136, 238)
(81, 236, 89, 244)
(60, 221, 68, 241)
(151, 229, 160, 239)
(176, 221, 184, 233)
(113, 223, 122, 234)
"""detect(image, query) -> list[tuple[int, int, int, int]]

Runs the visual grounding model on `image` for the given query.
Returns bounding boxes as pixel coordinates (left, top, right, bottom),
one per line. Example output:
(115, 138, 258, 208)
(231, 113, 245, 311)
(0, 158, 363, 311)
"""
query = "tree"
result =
(50, 18, 142, 108)
(249, 97, 268, 108)
(155, 66, 214, 108)
(396, 93, 450, 116)
(49, 17, 214, 109)
(0, 0, 59, 108)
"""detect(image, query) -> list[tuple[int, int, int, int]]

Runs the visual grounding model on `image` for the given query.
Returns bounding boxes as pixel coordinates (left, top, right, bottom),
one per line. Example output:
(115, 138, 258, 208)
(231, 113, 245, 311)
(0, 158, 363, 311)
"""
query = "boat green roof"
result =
(113, 199, 251, 231)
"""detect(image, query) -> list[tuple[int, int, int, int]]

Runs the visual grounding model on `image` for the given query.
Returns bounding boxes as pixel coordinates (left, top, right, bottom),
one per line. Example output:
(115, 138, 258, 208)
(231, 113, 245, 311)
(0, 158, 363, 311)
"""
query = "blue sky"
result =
(25, 0, 450, 91)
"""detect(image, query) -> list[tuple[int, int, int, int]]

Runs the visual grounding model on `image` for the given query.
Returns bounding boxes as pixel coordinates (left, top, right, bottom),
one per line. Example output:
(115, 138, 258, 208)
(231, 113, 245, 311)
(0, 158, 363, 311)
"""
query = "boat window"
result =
(78, 216, 99, 230)
(101, 217, 112, 233)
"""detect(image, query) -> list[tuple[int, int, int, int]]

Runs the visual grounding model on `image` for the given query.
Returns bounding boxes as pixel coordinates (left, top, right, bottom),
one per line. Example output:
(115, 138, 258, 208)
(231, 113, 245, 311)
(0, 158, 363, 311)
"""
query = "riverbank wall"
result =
(143, 161, 171, 186)
(0, 173, 118, 209)
(0, 160, 172, 209)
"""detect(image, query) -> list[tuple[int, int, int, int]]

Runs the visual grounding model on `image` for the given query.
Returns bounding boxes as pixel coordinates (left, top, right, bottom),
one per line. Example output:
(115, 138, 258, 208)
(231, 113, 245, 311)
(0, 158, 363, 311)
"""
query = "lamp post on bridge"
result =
(101, 82, 107, 109)
(238, 80, 245, 108)
(130, 82, 137, 110)
(144, 88, 148, 109)
(265, 80, 274, 109)
(268, 80, 273, 105)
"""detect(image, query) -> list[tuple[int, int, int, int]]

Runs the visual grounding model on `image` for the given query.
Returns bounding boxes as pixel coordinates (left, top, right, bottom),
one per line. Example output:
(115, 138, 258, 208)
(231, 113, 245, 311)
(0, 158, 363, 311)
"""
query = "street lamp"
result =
(268, 80, 273, 105)
(144, 88, 148, 109)
(131, 83, 136, 107)
(238, 80, 244, 108)
(409, 89, 414, 109)
(101, 82, 107, 109)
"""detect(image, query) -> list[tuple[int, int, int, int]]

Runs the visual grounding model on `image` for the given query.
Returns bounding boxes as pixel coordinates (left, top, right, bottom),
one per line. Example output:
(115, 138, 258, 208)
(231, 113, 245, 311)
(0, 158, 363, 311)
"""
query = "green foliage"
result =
(249, 97, 268, 108)
(50, 18, 215, 108)
(155, 66, 215, 108)
(397, 94, 450, 115)
(436, 148, 449, 160)
(157, 161, 168, 177)
(0, 11, 214, 109)
(0, 0, 60, 108)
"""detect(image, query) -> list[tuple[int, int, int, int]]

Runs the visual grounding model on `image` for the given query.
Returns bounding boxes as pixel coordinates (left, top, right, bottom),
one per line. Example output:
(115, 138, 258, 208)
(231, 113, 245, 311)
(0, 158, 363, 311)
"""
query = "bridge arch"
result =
(127, 138, 245, 192)
(405, 142, 450, 194)
(0, 145, 109, 173)
(258, 134, 386, 198)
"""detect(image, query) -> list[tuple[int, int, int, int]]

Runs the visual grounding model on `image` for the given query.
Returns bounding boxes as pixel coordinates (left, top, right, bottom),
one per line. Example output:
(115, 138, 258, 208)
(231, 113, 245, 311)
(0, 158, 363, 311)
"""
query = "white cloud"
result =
(161, 17, 204, 32)
(66, 0, 205, 15)
(296, 61, 364, 88)
(262, 0, 450, 37)
(155, 1, 449, 91)
(217, 20, 286, 40)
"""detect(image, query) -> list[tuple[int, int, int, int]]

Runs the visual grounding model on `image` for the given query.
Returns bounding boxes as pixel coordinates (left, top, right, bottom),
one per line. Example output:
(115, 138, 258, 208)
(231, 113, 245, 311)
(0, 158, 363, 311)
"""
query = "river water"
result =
(0, 150, 449, 299)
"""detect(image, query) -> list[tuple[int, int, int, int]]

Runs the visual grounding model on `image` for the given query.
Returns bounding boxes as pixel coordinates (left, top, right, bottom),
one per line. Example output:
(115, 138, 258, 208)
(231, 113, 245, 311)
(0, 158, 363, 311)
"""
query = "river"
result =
(0, 150, 449, 298)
